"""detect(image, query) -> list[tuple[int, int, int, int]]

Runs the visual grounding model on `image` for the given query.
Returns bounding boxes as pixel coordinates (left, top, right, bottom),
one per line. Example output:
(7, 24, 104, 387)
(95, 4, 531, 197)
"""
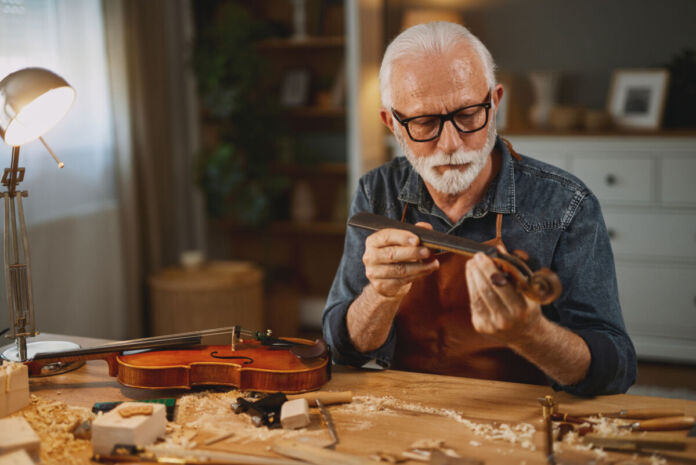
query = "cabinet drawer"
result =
(660, 157, 696, 205)
(616, 262, 696, 343)
(604, 210, 696, 260)
(570, 155, 653, 204)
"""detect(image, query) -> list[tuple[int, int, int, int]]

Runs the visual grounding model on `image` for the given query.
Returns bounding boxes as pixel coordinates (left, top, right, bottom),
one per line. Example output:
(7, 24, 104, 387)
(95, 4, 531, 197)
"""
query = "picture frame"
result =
(280, 69, 311, 107)
(607, 68, 670, 130)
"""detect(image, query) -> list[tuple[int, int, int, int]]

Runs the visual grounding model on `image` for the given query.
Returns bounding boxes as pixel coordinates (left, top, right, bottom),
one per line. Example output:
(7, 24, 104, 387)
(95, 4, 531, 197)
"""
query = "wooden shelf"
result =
(256, 36, 345, 50)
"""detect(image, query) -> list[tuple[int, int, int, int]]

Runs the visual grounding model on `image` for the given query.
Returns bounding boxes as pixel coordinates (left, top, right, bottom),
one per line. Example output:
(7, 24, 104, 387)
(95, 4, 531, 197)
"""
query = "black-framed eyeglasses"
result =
(391, 91, 492, 142)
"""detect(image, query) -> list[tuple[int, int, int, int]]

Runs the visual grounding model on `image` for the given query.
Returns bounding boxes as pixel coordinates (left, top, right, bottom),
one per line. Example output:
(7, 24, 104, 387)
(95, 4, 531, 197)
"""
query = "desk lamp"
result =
(0, 67, 76, 363)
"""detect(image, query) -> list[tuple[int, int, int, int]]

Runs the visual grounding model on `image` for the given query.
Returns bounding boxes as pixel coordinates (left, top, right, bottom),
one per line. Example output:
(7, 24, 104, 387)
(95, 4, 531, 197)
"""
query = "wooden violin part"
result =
(348, 212, 562, 305)
(25, 327, 331, 393)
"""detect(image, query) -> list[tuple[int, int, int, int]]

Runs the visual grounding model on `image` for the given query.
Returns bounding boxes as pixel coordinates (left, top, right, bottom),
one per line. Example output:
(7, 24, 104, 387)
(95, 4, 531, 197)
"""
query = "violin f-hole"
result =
(209, 351, 254, 364)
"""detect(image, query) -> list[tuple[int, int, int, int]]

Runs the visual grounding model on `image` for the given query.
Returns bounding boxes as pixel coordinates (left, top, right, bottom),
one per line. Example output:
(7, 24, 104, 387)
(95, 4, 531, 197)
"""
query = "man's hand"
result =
(362, 222, 439, 298)
(465, 252, 542, 342)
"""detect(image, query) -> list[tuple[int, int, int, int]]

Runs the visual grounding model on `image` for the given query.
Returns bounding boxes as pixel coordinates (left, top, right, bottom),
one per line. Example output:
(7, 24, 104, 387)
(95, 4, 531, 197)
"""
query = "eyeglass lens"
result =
(407, 106, 488, 141)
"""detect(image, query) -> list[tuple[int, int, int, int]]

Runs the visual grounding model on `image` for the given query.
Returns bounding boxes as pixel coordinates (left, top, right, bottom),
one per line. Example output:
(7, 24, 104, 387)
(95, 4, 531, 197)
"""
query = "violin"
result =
(25, 326, 330, 393)
(348, 212, 562, 305)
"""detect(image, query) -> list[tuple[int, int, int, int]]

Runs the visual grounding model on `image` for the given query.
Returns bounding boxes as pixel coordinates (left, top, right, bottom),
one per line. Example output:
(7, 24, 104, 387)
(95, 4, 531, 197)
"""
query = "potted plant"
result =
(193, 2, 290, 226)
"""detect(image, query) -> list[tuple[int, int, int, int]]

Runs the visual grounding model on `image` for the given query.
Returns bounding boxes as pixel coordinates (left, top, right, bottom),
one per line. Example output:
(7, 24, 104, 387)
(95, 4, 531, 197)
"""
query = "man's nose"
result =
(436, 120, 462, 153)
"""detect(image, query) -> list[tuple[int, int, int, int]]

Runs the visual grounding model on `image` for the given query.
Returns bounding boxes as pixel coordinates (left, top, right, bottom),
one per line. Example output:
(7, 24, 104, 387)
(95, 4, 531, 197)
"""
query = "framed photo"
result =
(281, 69, 311, 107)
(607, 69, 670, 130)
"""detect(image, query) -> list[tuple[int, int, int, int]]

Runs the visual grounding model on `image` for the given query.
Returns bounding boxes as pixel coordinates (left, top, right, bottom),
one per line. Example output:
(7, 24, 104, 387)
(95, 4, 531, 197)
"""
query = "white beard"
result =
(398, 118, 497, 196)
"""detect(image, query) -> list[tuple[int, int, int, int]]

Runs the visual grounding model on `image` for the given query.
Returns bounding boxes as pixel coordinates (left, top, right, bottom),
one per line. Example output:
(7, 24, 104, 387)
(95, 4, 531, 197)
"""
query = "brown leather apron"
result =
(392, 143, 548, 384)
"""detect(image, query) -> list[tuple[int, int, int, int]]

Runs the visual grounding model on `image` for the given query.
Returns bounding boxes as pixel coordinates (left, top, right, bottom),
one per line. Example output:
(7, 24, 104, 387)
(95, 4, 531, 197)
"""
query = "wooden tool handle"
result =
(617, 408, 685, 419)
(287, 391, 353, 406)
(273, 439, 376, 465)
(632, 416, 696, 431)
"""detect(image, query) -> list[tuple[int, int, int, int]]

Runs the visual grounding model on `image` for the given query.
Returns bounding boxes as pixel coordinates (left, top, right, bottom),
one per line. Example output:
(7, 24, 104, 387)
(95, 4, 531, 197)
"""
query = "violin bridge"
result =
(230, 326, 239, 351)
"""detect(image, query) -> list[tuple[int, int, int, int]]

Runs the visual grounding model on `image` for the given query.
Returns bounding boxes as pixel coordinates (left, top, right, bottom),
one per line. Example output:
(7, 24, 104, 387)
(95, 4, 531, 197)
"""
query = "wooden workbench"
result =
(19, 335, 696, 464)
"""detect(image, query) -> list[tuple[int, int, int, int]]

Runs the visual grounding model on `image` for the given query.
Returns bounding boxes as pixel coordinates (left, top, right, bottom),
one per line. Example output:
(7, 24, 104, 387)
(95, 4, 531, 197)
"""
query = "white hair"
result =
(379, 22, 496, 109)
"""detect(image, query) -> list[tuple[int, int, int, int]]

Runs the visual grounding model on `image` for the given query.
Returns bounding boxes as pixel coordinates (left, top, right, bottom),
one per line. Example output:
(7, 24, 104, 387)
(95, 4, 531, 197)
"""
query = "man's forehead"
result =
(390, 47, 487, 114)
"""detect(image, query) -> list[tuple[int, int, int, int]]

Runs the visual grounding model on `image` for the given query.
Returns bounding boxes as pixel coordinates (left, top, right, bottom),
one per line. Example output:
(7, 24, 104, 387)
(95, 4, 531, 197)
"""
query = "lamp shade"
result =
(0, 67, 75, 146)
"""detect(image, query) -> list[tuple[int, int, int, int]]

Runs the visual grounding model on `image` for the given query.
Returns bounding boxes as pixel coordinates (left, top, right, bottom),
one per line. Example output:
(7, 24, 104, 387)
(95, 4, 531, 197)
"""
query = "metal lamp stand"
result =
(0, 145, 81, 373)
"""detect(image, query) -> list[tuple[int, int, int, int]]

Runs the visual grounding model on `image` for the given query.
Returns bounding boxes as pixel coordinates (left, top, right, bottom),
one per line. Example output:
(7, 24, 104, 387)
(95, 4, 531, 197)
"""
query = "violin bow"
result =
(348, 212, 562, 305)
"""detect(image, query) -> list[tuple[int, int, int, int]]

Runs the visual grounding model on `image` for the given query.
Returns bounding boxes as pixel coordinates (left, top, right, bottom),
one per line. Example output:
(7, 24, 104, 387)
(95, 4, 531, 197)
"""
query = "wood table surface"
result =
(18, 334, 696, 464)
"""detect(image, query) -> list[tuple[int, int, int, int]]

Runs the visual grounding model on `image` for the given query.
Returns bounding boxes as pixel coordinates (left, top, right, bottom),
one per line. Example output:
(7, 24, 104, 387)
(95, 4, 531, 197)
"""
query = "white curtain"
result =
(0, 0, 127, 339)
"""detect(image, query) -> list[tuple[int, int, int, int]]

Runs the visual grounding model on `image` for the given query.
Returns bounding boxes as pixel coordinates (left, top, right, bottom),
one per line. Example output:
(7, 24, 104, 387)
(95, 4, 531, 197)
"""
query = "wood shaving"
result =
(117, 404, 153, 418)
(335, 395, 537, 450)
(18, 394, 94, 465)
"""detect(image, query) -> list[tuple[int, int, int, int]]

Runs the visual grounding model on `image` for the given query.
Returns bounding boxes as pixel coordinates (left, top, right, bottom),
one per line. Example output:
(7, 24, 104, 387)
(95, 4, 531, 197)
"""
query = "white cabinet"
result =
(507, 135, 696, 363)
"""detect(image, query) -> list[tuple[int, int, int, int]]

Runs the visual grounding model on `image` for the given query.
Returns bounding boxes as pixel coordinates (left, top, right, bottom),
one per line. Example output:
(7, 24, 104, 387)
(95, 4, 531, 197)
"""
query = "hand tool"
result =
(618, 416, 695, 432)
(92, 398, 177, 421)
(573, 408, 684, 419)
(538, 395, 557, 465)
(231, 391, 353, 428)
(316, 399, 338, 448)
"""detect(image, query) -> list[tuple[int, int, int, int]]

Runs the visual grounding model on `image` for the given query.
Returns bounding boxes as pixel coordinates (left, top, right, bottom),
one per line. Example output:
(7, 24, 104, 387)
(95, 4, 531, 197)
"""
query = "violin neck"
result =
(30, 335, 202, 361)
(348, 212, 500, 257)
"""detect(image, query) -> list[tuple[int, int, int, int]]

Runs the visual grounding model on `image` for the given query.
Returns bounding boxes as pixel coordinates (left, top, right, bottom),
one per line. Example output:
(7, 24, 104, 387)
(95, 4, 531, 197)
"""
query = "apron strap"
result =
(501, 137, 522, 161)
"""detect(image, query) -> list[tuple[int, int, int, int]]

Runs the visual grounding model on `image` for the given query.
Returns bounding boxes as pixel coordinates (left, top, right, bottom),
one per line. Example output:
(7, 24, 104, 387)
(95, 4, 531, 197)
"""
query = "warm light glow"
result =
(4, 86, 75, 146)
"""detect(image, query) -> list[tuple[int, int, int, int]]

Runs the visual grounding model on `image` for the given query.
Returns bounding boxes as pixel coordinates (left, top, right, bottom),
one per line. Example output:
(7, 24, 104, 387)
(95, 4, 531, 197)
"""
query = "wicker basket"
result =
(149, 261, 264, 336)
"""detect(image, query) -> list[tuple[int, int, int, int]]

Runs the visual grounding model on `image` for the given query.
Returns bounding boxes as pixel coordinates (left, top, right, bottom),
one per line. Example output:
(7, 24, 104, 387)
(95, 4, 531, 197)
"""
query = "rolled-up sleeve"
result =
(547, 193, 637, 396)
(322, 179, 397, 368)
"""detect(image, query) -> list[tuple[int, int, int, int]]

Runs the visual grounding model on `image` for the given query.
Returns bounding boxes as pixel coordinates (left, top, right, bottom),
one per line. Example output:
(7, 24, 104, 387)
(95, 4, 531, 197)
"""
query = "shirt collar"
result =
(397, 136, 517, 220)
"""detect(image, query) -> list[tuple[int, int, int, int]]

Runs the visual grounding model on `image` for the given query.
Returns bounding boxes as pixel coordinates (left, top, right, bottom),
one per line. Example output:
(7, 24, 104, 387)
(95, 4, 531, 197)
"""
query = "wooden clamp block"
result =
(0, 417, 40, 462)
(280, 398, 310, 430)
(92, 402, 166, 455)
(0, 363, 30, 418)
(0, 449, 34, 465)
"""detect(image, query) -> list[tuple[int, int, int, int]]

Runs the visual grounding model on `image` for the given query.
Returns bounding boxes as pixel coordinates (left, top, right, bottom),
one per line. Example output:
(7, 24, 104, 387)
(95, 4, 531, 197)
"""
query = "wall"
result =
(390, 0, 696, 109)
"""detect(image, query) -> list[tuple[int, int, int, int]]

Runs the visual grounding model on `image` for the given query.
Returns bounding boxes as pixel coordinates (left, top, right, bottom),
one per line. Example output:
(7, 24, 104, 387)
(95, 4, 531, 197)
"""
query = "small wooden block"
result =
(0, 363, 29, 419)
(0, 417, 40, 462)
(280, 398, 310, 430)
(0, 449, 34, 465)
(4, 389, 29, 417)
(1, 363, 28, 393)
(92, 402, 166, 455)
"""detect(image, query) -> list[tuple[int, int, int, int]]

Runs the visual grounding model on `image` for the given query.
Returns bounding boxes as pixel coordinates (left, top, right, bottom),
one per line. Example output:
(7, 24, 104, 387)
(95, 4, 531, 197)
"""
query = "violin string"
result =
(93, 326, 263, 351)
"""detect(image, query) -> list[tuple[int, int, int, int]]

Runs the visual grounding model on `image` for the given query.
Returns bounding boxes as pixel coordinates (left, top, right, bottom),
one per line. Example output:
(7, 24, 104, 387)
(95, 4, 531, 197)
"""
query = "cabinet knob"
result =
(605, 174, 617, 186)
(608, 228, 617, 239)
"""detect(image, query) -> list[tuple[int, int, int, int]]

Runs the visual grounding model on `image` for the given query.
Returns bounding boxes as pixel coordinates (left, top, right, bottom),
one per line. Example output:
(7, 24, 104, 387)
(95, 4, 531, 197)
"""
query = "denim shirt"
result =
(322, 137, 637, 396)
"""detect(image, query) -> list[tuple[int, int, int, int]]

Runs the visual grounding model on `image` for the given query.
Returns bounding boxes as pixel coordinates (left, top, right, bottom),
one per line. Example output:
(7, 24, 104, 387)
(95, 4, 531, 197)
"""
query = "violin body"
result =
(116, 340, 329, 392)
(27, 336, 330, 393)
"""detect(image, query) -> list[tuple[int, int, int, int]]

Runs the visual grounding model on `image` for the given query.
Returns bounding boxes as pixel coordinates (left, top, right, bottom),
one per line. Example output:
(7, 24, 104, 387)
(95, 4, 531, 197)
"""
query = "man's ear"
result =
(492, 83, 504, 108)
(380, 108, 396, 134)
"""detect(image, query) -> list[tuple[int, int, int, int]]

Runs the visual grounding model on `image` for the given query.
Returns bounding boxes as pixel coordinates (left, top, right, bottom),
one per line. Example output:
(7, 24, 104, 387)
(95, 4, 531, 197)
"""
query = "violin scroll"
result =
(526, 268, 562, 306)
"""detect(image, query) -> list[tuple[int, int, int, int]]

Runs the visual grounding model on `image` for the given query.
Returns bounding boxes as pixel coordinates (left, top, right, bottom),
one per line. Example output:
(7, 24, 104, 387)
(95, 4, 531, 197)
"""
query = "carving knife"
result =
(689, 421, 696, 437)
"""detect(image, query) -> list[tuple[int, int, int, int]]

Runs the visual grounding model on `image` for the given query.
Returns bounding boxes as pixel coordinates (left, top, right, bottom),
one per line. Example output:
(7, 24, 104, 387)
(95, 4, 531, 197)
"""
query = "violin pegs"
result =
(512, 249, 529, 261)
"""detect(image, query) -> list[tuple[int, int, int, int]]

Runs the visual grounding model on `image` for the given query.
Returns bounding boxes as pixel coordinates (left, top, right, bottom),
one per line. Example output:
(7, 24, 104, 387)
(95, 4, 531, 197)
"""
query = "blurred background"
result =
(0, 0, 694, 394)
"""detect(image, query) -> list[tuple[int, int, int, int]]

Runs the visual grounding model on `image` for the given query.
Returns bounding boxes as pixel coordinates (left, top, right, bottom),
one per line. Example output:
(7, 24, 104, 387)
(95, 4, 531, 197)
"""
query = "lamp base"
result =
(1, 340, 85, 376)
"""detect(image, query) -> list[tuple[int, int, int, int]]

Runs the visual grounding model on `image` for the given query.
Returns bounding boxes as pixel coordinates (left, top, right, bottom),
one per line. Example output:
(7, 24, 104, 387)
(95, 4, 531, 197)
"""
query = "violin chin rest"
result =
(290, 339, 328, 361)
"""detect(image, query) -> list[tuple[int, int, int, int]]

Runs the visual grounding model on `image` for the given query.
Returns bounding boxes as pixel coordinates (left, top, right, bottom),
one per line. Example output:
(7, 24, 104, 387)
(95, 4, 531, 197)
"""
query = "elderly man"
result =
(322, 22, 636, 396)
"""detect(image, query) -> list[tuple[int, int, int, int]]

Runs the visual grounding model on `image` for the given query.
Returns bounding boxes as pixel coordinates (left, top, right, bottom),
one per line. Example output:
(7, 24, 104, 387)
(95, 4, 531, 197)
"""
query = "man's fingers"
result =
(470, 264, 508, 319)
(472, 253, 525, 311)
(365, 228, 419, 249)
(366, 260, 439, 280)
(366, 244, 430, 265)
(414, 221, 433, 230)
